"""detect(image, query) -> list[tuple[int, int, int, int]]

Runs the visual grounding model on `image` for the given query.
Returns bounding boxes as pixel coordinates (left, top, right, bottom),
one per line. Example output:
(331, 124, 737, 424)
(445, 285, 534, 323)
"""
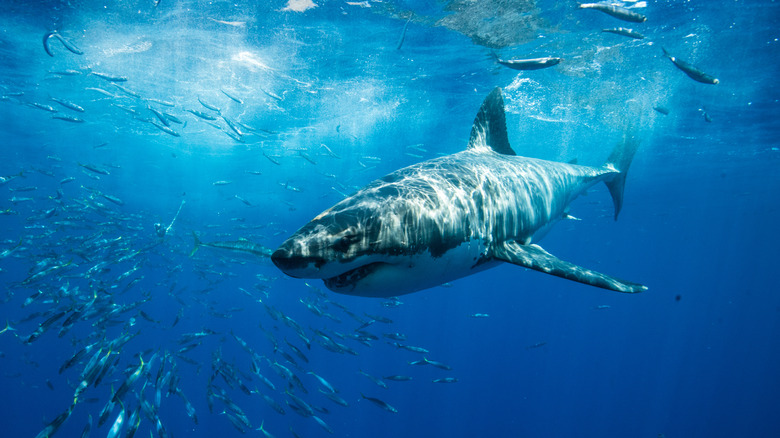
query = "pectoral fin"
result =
(493, 241, 647, 293)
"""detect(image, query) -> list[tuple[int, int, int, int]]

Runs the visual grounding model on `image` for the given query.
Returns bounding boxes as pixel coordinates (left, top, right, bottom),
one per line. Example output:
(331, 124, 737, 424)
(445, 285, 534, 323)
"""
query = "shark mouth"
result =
(323, 262, 388, 290)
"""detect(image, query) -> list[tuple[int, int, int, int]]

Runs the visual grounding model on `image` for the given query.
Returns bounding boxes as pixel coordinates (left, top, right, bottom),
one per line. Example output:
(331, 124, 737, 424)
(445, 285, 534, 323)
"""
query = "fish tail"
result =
(43, 31, 56, 56)
(604, 128, 640, 220)
(0, 320, 13, 334)
(190, 231, 201, 257)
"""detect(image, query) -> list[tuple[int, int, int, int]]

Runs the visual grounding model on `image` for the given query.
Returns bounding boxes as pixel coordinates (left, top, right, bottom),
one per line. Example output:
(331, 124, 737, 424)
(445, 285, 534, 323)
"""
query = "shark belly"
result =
(323, 239, 498, 297)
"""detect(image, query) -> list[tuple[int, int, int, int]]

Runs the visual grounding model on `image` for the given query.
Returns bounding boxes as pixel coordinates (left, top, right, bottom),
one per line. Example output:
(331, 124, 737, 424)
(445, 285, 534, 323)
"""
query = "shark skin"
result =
(272, 88, 646, 297)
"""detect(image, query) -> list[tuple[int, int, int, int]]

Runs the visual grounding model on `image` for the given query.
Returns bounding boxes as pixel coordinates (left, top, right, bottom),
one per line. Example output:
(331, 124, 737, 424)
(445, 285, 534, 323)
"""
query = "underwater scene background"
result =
(1, 0, 779, 437)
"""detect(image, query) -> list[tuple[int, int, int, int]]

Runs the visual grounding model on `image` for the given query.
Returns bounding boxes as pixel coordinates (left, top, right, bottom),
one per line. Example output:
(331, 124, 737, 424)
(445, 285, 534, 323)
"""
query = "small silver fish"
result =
(579, 3, 647, 23)
(496, 55, 562, 71)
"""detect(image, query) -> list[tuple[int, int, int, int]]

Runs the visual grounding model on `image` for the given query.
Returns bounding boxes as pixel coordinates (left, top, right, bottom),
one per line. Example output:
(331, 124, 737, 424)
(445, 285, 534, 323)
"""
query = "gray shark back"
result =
(337, 149, 614, 259)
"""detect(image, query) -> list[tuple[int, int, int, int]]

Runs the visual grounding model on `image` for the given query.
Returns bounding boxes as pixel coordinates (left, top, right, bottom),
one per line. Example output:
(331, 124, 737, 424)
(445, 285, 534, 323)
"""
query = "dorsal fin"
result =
(467, 87, 515, 155)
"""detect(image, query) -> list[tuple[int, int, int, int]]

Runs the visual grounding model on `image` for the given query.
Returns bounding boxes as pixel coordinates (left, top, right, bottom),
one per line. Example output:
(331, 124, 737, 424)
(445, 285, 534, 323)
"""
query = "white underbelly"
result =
(344, 239, 497, 296)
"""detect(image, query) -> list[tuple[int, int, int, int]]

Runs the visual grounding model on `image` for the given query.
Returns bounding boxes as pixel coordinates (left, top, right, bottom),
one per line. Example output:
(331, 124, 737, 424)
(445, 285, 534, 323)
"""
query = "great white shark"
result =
(271, 88, 647, 297)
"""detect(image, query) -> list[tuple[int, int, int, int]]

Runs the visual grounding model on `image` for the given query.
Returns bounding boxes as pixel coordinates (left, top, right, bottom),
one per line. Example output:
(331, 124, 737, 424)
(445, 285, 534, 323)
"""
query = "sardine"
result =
(91, 72, 128, 82)
(151, 120, 180, 137)
(186, 108, 217, 120)
(79, 163, 110, 175)
(29, 102, 58, 112)
(496, 56, 562, 71)
(191, 232, 272, 258)
(51, 97, 85, 112)
(653, 106, 670, 115)
(383, 375, 413, 381)
(43, 31, 84, 56)
(198, 96, 221, 112)
(579, 3, 647, 23)
(221, 89, 243, 104)
(53, 114, 85, 123)
(361, 393, 397, 413)
(359, 370, 388, 388)
(312, 415, 334, 434)
(602, 27, 645, 39)
(433, 377, 458, 383)
(307, 371, 335, 392)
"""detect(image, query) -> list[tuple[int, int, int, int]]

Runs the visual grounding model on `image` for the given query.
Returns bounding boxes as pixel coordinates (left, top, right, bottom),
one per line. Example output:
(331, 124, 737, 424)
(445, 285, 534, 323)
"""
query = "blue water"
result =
(2, 1, 779, 437)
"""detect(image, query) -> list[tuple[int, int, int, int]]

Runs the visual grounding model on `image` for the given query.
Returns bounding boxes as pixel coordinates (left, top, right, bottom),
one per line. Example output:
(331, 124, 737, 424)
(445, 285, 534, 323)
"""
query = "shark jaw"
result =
(323, 246, 499, 297)
(272, 240, 496, 298)
(322, 261, 394, 294)
(271, 248, 411, 298)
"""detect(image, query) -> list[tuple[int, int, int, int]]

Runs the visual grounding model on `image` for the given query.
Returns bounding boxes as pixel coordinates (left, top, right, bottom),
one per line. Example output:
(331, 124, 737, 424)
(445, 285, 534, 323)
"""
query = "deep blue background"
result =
(1, 1, 779, 437)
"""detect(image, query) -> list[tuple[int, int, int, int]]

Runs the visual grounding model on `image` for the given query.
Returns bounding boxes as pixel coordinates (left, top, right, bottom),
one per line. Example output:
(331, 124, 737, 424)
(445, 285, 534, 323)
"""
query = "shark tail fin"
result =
(604, 130, 640, 220)
(190, 231, 201, 257)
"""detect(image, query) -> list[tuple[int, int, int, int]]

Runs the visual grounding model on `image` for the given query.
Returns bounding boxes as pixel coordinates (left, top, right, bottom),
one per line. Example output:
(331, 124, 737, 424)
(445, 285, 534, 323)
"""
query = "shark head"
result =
(271, 195, 411, 297)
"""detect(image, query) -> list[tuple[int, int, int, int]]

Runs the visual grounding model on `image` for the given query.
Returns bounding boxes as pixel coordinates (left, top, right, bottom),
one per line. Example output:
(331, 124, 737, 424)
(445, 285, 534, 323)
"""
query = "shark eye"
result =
(333, 233, 359, 253)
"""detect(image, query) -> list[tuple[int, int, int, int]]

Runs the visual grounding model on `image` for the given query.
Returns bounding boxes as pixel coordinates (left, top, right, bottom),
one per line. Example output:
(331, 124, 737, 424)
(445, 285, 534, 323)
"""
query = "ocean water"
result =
(1, 0, 779, 437)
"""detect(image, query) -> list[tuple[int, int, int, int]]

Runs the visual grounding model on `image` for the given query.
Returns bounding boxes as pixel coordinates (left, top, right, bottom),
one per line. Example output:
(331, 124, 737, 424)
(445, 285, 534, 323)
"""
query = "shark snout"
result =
(271, 244, 325, 278)
(271, 247, 302, 275)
